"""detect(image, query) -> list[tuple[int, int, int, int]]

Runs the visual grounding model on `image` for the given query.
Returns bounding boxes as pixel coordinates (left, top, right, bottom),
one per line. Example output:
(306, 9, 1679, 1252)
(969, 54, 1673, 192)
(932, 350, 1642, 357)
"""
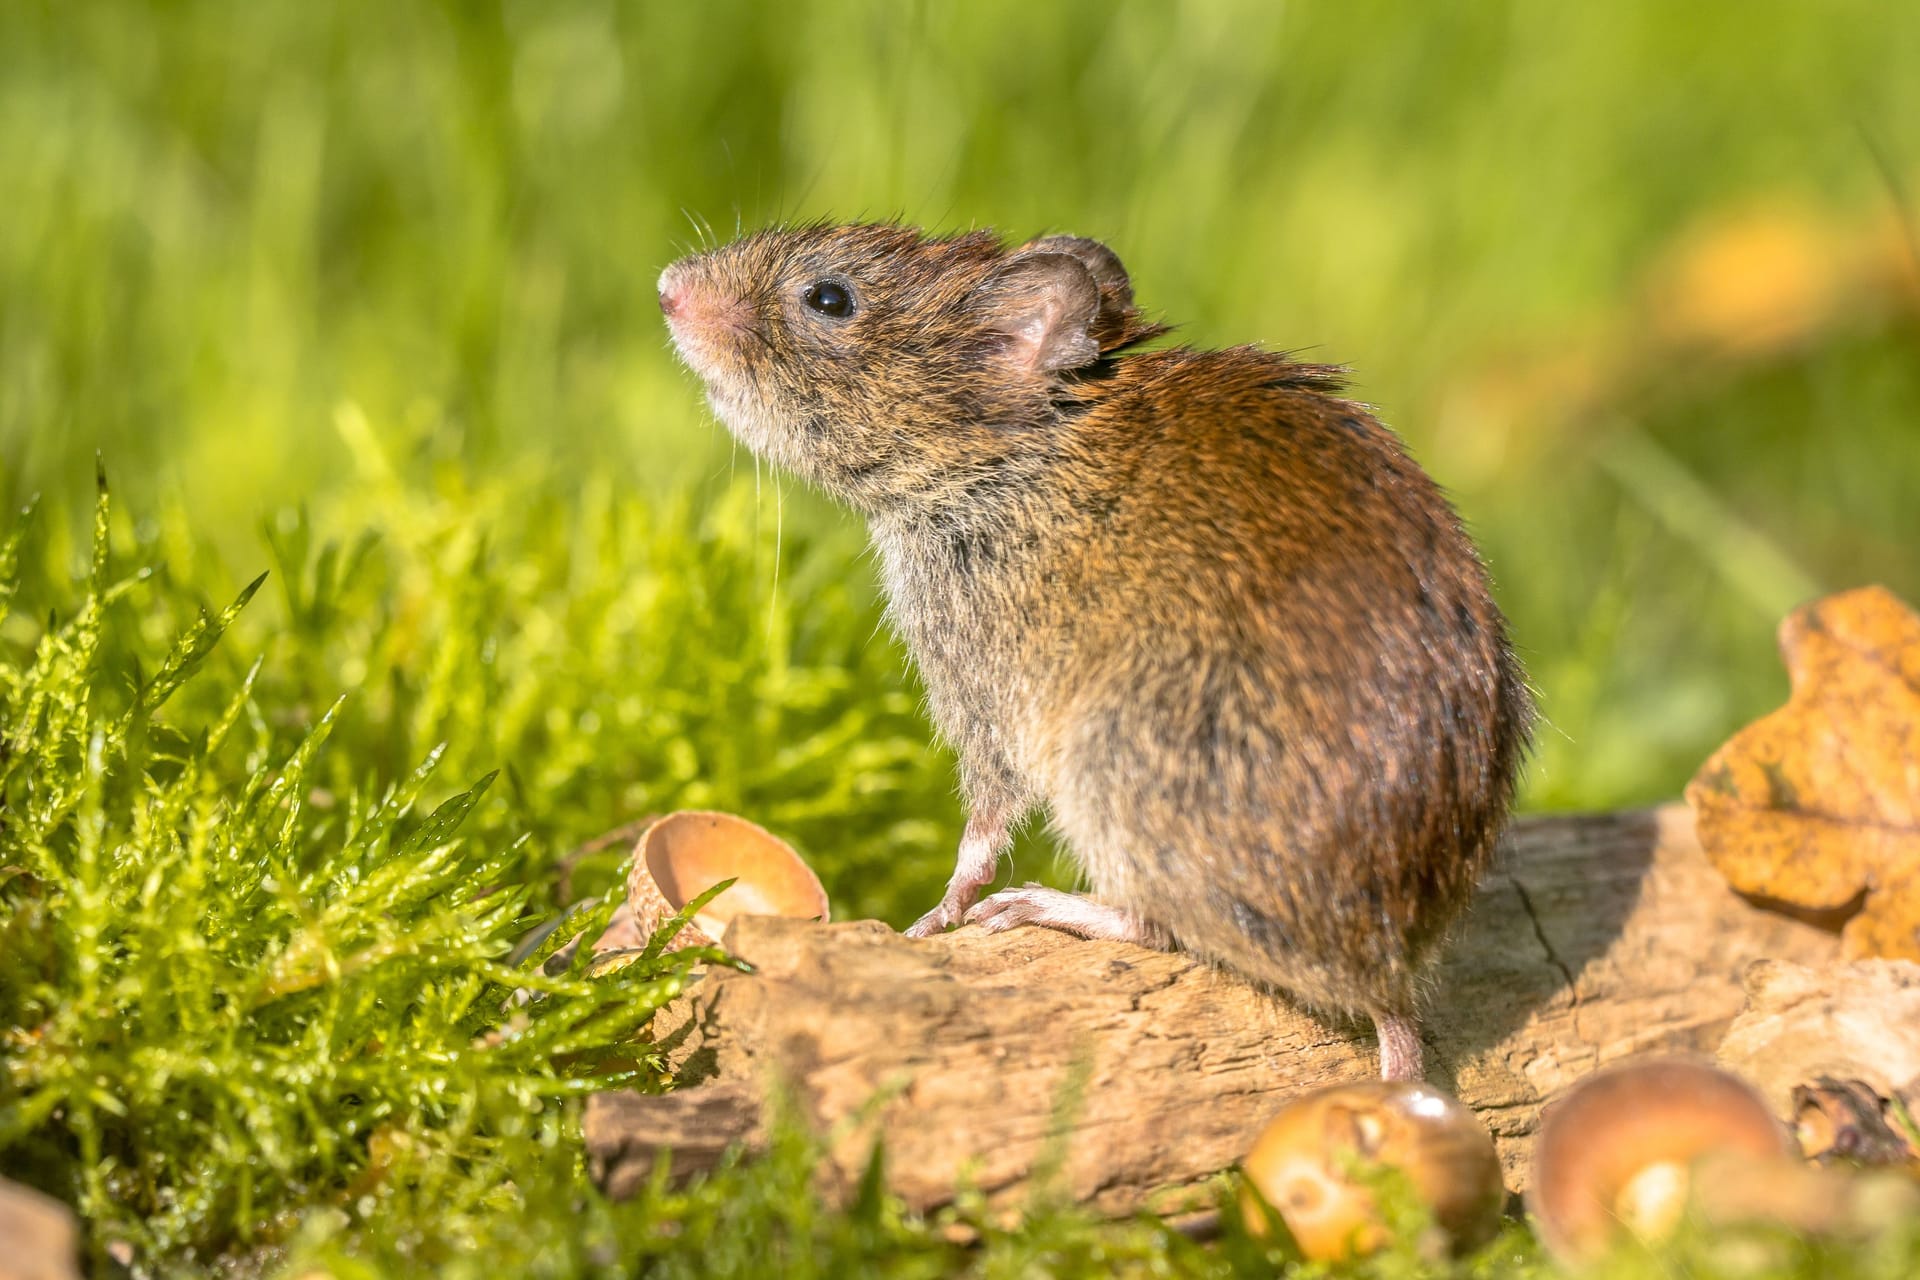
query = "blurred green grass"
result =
(6, 0, 1918, 816)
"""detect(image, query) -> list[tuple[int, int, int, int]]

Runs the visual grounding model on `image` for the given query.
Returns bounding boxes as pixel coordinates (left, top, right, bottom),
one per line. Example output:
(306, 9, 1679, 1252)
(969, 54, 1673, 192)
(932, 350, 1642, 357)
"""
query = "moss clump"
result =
(0, 470, 957, 1274)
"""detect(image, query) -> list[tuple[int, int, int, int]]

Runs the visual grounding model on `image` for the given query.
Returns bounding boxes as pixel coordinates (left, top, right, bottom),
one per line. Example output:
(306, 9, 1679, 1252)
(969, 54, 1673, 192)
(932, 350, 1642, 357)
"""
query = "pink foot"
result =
(905, 887, 979, 938)
(905, 815, 1007, 938)
(963, 883, 1162, 945)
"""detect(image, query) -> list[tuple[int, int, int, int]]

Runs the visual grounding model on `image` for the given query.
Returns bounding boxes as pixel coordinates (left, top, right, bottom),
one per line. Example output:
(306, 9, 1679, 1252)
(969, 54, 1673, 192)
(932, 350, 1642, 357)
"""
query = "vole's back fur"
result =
(660, 223, 1532, 1045)
(876, 346, 1528, 1015)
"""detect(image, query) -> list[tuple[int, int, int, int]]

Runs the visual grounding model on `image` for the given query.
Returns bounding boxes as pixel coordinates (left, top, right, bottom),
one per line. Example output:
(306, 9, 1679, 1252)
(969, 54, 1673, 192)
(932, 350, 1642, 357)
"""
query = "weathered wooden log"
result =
(585, 806, 1843, 1218)
(0, 1176, 81, 1280)
(1715, 957, 1920, 1116)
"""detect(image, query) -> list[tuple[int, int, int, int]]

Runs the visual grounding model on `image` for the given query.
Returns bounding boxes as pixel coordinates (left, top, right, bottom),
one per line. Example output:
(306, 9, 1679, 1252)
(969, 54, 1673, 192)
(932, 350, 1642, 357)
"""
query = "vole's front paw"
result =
(904, 896, 970, 938)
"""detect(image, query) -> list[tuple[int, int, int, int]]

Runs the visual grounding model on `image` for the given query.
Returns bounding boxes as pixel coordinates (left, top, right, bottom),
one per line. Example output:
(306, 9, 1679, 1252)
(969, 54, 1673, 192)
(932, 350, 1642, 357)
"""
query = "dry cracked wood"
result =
(586, 806, 1842, 1217)
(1715, 957, 1920, 1116)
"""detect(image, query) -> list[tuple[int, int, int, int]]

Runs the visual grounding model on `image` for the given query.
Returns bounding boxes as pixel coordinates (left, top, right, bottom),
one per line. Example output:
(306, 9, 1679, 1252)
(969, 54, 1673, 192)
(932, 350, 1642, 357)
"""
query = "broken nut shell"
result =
(1239, 1080, 1504, 1261)
(624, 810, 830, 949)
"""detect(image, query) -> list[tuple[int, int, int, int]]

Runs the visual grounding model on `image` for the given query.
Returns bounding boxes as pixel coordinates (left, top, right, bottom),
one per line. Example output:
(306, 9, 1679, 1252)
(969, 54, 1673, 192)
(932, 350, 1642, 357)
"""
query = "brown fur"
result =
(659, 223, 1532, 1030)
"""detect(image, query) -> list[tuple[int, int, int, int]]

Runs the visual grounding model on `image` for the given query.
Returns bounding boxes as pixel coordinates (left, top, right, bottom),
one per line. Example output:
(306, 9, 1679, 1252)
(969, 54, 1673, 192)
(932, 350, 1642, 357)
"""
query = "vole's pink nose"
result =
(657, 261, 750, 338)
(658, 263, 691, 318)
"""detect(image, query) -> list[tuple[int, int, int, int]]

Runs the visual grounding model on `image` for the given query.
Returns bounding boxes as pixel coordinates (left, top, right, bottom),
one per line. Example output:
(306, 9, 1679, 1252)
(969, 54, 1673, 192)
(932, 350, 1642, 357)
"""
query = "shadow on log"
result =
(585, 806, 1840, 1218)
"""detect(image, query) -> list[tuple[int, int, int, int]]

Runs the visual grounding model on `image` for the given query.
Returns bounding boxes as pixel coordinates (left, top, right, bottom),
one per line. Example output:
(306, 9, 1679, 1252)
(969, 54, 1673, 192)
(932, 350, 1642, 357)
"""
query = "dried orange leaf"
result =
(1686, 586, 1920, 960)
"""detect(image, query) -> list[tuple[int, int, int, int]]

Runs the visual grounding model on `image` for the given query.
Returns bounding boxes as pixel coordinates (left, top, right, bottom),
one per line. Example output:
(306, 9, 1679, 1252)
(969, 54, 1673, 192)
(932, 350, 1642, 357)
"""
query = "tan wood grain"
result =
(586, 805, 1843, 1218)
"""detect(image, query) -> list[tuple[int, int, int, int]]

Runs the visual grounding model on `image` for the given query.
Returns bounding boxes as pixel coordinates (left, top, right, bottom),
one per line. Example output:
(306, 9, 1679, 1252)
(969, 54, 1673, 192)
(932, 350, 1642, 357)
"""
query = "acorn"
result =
(1526, 1059, 1794, 1264)
(1239, 1080, 1505, 1261)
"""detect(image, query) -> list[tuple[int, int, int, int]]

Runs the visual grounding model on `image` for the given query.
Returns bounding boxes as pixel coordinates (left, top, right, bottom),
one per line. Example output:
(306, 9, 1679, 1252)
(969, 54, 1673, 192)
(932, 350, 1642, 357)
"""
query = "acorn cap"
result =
(1239, 1080, 1505, 1262)
(624, 810, 830, 949)
(1526, 1058, 1793, 1264)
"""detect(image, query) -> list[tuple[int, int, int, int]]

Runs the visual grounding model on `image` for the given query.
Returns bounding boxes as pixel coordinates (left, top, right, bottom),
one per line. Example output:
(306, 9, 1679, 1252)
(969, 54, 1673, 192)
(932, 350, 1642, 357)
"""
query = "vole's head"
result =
(658, 223, 1163, 512)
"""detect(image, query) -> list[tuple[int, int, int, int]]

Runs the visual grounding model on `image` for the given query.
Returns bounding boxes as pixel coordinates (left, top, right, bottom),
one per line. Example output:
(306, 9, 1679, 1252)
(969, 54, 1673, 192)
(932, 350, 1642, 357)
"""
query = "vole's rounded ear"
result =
(975, 252, 1102, 374)
(1013, 234, 1163, 354)
(1020, 235, 1134, 308)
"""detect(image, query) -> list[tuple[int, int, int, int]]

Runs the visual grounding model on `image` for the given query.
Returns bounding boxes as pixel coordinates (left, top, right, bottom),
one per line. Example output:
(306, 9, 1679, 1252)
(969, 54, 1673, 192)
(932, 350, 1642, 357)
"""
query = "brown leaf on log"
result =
(1686, 585, 1920, 960)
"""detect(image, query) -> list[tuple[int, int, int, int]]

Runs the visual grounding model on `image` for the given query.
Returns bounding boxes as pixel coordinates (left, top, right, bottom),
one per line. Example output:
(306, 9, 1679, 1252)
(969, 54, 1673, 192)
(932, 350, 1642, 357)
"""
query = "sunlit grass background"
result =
(6, 0, 1919, 815)
(3, 1, 1919, 1274)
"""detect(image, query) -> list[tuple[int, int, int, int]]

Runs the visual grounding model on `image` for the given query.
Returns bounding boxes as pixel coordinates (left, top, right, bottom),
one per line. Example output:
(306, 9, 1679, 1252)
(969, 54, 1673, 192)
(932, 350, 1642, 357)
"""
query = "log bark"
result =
(585, 806, 1843, 1218)
(0, 1177, 81, 1280)
(1715, 957, 1920, 1116)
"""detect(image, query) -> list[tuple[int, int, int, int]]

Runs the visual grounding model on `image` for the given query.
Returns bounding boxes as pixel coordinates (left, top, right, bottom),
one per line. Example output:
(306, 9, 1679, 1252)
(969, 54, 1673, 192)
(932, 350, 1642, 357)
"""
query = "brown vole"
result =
(658, 224, 1532, 1080)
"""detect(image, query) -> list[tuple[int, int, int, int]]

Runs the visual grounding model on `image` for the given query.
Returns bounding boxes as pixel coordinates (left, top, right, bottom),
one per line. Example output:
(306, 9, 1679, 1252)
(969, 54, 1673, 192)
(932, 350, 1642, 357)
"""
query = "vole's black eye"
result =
(802, 280, 854, 318)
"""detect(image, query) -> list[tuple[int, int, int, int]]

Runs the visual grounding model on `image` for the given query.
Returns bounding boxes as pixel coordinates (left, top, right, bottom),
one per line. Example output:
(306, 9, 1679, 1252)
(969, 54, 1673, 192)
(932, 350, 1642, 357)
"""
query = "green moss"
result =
(0, 473, 952, 1271)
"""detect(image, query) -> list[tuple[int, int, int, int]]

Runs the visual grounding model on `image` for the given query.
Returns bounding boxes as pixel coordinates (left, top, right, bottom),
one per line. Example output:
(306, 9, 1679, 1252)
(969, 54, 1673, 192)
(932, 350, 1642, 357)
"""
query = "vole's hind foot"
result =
(963, 884, 1163, 946)
(1374, 1011, 1425, 1082)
